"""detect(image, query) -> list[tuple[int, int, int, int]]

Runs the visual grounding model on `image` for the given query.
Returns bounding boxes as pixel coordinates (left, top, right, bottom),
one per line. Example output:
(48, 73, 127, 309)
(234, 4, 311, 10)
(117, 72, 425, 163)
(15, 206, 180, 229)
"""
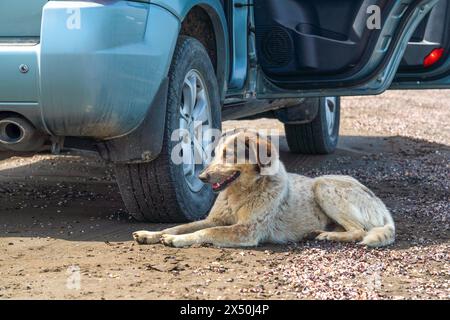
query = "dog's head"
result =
(199, 130, 279, 192)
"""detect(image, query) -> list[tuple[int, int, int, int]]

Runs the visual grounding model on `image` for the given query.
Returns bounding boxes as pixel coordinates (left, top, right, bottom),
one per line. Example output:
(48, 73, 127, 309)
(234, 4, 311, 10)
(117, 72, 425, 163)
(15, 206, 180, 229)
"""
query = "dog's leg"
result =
(312, 210, 367, 243)
(313, 179, 370, 243)
(133, 219, 218, 245)
(315, 230, 366, 242)
(161, 224, 259, 248)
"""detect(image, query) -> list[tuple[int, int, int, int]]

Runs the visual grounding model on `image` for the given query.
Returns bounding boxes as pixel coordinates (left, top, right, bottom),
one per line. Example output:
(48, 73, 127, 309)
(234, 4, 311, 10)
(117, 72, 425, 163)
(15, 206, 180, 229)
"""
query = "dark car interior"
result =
(253, 0, 390, 85)
(252, 0, 449, 89)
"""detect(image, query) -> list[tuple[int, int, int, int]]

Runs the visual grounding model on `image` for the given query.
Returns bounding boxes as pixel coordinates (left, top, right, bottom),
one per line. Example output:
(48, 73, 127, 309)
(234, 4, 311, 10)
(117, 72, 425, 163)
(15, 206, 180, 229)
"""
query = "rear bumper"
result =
(0, 0, 180, 140)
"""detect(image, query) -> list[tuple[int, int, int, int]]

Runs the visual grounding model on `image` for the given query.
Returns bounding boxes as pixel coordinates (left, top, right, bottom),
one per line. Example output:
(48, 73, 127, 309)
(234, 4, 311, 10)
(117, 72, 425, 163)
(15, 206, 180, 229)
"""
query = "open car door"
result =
(252, 0, 449, 99)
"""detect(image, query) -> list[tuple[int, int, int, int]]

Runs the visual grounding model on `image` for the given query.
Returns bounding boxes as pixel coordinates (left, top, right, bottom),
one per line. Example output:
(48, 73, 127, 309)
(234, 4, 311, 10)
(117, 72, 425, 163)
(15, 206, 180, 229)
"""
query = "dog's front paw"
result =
(306, 230, 325, 240)
(161, 234, 192, 248)
(133, 231, 162, 245)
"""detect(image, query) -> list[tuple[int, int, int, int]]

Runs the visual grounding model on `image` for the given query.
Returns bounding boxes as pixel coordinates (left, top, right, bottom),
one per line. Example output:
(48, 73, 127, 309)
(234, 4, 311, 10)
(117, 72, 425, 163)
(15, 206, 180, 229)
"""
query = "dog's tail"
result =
(361, 212, 395, 247)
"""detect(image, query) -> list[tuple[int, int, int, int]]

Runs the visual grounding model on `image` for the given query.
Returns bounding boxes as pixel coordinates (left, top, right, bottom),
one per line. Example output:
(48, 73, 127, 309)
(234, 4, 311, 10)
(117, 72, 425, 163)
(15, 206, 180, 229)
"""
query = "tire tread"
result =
(285, 97, 340, 155)
(114, 36, 219, 222)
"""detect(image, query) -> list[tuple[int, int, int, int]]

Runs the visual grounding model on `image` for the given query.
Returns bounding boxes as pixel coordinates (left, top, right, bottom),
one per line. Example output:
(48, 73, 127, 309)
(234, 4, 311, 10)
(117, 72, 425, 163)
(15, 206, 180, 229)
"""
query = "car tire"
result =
(115, 36, 221, 222)
(285, 96, 340, 155)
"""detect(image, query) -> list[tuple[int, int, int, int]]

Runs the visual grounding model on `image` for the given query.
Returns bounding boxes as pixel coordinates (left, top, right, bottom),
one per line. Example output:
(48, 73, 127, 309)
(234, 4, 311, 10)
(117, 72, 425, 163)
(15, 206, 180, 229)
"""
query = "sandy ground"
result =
(0, 90, 448, 300)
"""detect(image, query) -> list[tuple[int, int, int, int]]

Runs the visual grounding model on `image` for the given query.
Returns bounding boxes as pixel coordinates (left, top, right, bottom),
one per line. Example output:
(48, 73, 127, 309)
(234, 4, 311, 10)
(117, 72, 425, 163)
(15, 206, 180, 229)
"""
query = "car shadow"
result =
(0, 134, 448, 250)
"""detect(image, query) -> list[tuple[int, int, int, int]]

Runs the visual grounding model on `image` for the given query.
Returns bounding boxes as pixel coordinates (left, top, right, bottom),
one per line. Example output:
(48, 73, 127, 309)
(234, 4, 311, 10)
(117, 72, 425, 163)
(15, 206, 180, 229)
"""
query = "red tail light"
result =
(423, 48, 444, 68)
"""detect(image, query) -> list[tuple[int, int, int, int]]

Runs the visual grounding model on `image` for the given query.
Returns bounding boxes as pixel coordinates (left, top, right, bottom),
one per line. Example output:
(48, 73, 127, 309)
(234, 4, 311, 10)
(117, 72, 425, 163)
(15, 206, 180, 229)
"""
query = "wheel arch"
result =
(153, 0, 229, 101)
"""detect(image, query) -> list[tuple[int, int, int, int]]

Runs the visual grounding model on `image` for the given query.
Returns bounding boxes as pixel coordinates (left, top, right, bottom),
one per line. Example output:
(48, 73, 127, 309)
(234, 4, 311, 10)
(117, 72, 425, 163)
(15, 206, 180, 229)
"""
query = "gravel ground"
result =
(0, 90, 448, 300)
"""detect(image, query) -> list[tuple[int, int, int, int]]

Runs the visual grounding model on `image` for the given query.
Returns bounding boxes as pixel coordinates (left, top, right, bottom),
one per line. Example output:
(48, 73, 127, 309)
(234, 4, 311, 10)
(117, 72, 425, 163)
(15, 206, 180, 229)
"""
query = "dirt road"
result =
(0, 90, 448, 299)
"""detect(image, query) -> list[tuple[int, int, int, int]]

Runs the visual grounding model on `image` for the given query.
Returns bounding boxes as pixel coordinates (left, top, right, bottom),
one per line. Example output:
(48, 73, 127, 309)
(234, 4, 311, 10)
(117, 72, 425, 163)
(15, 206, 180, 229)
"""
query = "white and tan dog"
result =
(133, 130, 395, 248)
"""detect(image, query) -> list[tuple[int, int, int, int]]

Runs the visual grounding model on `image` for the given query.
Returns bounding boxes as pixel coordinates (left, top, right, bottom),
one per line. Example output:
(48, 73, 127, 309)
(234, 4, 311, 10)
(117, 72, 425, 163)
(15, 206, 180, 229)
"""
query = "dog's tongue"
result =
(212, 183, 221, 190)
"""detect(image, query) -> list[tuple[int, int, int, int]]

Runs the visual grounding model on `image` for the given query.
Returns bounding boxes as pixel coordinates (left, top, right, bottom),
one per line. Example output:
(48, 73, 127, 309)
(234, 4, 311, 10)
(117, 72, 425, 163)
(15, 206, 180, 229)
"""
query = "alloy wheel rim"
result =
(179, 70, 213, 193)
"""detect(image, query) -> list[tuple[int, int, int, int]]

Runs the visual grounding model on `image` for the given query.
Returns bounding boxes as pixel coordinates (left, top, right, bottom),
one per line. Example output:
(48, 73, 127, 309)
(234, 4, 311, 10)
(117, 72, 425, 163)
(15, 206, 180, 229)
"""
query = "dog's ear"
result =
(244, 133, 278, 175)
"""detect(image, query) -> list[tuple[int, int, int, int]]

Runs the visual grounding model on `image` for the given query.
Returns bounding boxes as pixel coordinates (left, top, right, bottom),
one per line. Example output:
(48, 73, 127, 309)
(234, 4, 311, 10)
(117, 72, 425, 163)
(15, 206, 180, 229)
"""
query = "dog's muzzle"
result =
(199, 171, 241, 192)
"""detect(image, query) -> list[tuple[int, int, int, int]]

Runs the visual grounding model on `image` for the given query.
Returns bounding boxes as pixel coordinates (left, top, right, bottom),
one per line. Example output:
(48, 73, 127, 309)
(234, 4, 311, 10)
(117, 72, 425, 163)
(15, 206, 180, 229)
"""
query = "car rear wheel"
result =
(285, 96, 340, 155)
(114, 36, 221, 222)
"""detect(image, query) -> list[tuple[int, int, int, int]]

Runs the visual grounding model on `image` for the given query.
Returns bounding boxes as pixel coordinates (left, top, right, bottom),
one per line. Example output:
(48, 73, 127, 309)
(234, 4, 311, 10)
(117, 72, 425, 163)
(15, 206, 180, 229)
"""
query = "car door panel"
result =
(252, 0, 443, 98)
(254, 0, 390, 79)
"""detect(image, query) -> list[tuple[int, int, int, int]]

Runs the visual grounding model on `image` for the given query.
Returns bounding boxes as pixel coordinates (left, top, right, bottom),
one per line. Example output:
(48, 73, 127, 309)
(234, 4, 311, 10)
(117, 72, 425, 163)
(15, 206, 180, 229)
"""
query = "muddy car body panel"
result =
(0, 0, 229, 141)
(40, 1, 179, 139)
(0, 0, 47, 38)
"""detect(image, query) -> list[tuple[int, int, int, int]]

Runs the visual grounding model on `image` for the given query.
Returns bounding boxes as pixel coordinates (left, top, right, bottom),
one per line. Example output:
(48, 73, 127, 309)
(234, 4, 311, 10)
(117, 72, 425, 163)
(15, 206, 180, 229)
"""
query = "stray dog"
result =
(133, 130, 395, 248)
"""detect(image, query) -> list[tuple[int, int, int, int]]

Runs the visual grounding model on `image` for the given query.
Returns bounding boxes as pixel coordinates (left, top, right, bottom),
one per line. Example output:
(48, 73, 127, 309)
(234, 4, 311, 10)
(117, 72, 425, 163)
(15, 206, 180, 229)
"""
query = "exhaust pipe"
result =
(0, 117, 46, 152)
